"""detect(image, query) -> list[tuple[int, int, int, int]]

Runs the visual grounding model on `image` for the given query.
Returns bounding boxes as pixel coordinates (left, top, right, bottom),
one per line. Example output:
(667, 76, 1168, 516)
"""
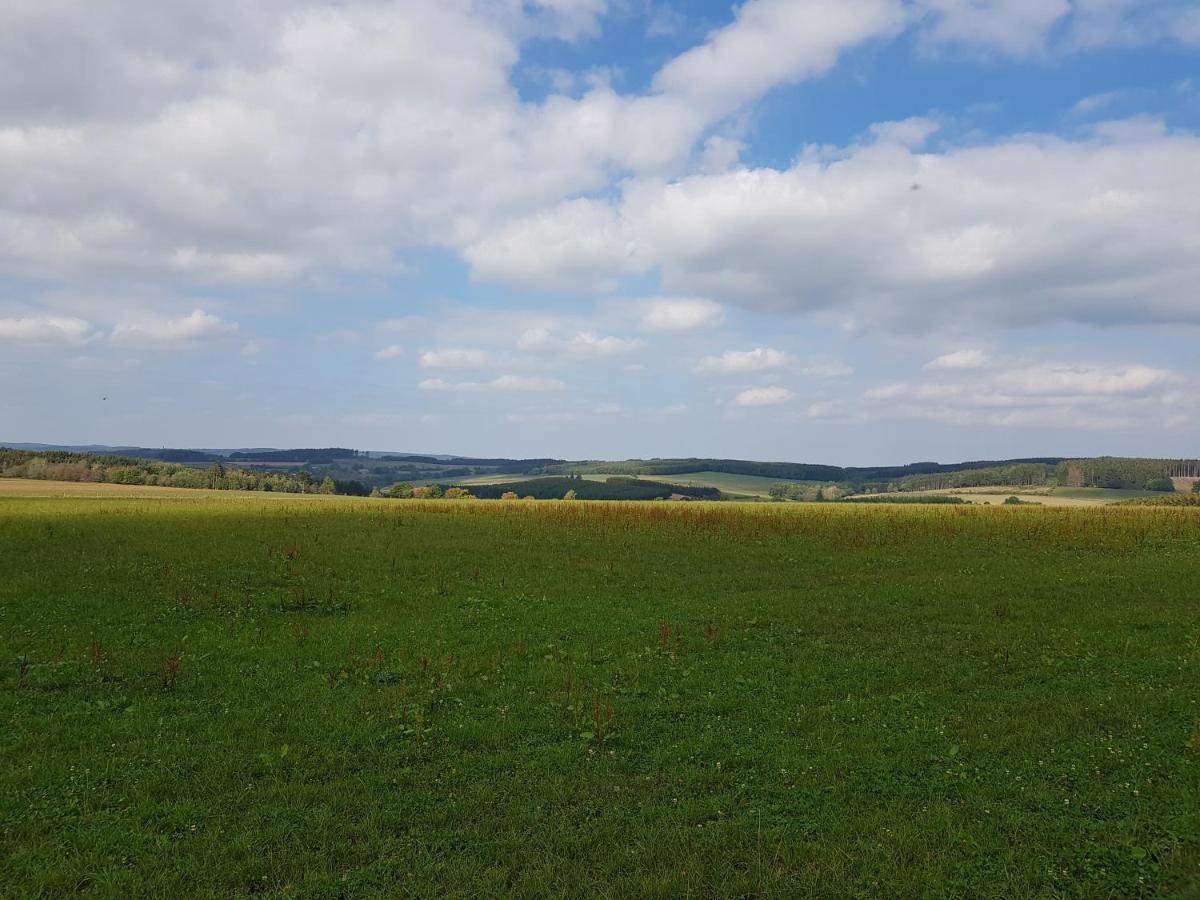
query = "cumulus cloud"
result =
(734, 385, 795, 406)
(0, 0, 908, 295)
(375, 344, 404, 360)
(475, 125, 1200, 329)
(697, 347, 794, 373)
(868, 116, 941, 148)
(2, 0, 1195, 309)
(653, 0, 906, 119)
(992, 364, 1171, 396)
(925, 349, 990, 370)
(110, 309, 238, 344)
(0, 315, 95, 346)
(638, 298, 723, 331)
(417, 374, 566, 393)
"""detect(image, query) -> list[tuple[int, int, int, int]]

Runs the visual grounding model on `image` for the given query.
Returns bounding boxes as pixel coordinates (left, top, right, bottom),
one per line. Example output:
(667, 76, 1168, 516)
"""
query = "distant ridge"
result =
(0, 443, 1081, 473)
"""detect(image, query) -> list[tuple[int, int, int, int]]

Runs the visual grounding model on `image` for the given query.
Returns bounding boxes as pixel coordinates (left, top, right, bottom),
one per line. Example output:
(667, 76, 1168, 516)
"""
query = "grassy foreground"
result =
(1, 493, 1198, 898)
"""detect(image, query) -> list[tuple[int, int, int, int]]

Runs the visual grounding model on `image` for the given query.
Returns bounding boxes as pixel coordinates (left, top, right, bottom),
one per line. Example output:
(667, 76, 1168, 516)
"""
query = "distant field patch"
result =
(458, 470, 802, 498)
(0, 478, 215, 497)
(639, 470, 805, 497)
(881, 485, 1167, 507)
(0, 478, 346, 500)
(1046, 487, 1162, 503)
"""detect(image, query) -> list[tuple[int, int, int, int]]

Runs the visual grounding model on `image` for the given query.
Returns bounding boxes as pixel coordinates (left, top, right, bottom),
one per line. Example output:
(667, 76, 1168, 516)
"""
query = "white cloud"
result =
(1069, 0, 1200, 48)
(868, 116, 940, 148)
(638, 298, 723, 331)
(915, 0, 1071, 56)
(646, 5, 688, 39)
(925, 349, 990, 370)
(375, 344, 404, 360)
(734, 385, 795, 406)
(2, 0, 1196, 317)
(912, 0, 1200, 55)
(517, 327, 643, 360)
(857, 359, 1184, 431)
(417, 374, 566, 393)
(864, 382, 964, 401)
(0, 315, 95, 346)
(465, 199, 640, 292)
(419, 348, 489, 369)
(992, 364, 1171, 396)
(110, 309, 238, 344)
(476, 125, 1200, 329)
(697, 347, 794, 373)
(799, 361, 854, 378)
(1072, 90, 1127, 115)
(525, 0, 610, 40)
(0, 0, 907, 297)
(653, 0, 907, 119)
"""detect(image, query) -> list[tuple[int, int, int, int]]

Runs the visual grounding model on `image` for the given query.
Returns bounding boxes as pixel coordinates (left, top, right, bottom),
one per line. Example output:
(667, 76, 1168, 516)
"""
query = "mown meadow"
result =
(1, 493, 1198, 898)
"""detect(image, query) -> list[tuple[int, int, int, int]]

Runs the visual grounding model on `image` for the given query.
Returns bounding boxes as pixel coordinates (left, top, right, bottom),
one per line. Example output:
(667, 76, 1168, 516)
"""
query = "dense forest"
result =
(227, 448, 358, 463)
(1055, 458, 1195, 491)
(856, 458, 1193, 494)
(880, 463, 1055, 493)
(380, 455, 564, 474)
(0, 448, 342, 494)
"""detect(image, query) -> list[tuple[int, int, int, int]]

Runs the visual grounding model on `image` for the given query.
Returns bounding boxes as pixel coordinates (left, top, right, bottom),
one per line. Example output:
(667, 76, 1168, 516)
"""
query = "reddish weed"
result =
(159, 654, 181, 690)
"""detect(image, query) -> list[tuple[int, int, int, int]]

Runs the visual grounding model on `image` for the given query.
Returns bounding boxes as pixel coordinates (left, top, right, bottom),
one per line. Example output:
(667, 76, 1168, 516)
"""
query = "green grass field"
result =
(2, 491, 1198, 897)
(629, 470, 799, 498)
(1049, 487, 1163, 502)
(457, 470, 800, 498)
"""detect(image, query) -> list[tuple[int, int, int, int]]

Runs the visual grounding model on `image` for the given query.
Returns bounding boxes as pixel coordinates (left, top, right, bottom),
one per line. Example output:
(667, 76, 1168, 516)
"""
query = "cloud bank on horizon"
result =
(1, 0, 1198, 462)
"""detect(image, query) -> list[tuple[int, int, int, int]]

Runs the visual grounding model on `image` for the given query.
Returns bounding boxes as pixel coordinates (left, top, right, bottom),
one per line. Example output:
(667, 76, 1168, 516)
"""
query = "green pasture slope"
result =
(1, 495, 1198, 897)
(458, 470, 797, 498)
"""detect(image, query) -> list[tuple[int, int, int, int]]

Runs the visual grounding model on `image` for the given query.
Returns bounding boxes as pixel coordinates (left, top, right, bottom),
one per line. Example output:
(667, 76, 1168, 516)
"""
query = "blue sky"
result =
(1, 0, 1198, 463)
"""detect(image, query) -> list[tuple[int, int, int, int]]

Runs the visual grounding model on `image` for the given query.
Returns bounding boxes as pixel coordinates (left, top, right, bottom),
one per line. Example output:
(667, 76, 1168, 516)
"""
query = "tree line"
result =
(1055, 458, 1196, 491)
(544, 457, 1070, 483)
(455, 476, 719, 501)
(0, 448, 342, 494)
(767, 457, 1198, 500)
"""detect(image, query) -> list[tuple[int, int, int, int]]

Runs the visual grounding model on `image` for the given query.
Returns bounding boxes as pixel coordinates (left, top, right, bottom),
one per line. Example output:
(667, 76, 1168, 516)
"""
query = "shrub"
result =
(1146, 477, 1175, 493)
